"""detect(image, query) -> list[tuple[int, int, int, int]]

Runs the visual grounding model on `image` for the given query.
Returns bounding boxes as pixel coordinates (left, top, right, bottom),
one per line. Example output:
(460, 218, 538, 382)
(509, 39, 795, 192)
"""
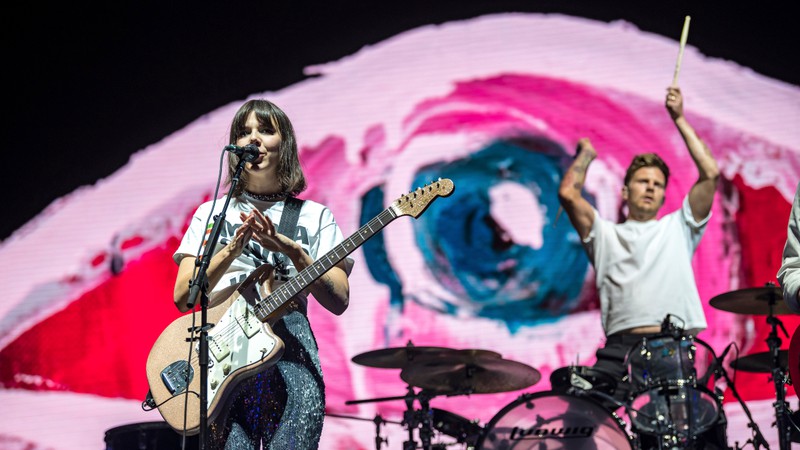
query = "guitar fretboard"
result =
(253, 207, 398, 321)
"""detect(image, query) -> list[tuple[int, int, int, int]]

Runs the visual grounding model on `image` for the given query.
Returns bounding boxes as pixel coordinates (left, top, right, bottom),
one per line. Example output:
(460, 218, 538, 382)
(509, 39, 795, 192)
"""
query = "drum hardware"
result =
(349, 343, 541, 449)
(714, 352, 771, 450)
(344, 385, 441, 450)
(349, 342, 510, 450)
(324, 412, 402, 450)
(711, 282, 795, 450)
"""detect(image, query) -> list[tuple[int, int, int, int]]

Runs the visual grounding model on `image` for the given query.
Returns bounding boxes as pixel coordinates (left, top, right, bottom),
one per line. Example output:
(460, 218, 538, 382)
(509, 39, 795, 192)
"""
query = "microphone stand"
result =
(718, 364, 770, 449)
(185, 151, 254, 449)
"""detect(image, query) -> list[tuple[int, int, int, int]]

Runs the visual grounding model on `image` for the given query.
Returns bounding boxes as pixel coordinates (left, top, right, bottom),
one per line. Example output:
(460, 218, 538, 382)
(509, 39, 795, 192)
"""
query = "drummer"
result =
(557, 87, 726, 444)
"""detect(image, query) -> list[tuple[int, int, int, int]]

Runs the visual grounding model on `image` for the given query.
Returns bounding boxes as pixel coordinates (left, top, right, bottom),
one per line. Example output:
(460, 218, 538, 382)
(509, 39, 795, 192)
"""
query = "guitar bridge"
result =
(160, 360, 193, 395)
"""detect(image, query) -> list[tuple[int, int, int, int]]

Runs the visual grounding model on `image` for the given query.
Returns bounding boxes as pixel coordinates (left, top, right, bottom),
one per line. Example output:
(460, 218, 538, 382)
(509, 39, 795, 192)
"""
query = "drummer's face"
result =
(623, 167, 666, 220)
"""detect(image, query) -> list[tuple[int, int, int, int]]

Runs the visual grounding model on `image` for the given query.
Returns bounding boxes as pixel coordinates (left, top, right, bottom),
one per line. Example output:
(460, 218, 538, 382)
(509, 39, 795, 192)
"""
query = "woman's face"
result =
(236, 111, 282, 188)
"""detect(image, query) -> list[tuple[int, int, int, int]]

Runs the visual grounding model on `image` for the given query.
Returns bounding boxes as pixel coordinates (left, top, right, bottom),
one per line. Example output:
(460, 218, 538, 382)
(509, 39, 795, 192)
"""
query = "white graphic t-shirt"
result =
(174, 196, 351, 310)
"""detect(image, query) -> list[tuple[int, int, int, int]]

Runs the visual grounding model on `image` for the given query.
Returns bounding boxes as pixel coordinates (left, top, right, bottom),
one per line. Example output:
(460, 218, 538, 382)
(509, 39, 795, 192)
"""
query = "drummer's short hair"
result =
(624, 153, 670, 187)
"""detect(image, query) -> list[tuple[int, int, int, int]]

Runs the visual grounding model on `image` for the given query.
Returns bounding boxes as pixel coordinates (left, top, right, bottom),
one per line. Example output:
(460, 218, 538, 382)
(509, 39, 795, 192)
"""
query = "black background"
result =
(5, 1, 796, 240)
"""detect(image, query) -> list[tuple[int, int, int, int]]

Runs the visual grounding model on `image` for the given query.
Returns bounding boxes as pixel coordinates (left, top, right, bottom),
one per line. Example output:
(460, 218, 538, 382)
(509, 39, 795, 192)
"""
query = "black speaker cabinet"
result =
(104, 421, 198, 450)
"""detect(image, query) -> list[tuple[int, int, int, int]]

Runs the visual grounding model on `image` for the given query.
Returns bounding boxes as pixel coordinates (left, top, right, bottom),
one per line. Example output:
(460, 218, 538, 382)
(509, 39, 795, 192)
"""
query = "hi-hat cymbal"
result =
(730, 350, 788, 373)
(400, 352, 540, 394)
(351, 346, 456, 369)
(709, 286, 794, 315)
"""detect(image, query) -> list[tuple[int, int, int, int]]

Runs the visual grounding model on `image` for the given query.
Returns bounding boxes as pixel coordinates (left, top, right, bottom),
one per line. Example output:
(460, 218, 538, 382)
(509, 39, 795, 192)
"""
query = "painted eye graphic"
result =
(362, 136, 595, 326)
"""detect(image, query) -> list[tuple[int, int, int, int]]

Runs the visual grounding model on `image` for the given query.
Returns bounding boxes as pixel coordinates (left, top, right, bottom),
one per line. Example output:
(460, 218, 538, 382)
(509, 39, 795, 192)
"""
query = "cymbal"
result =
(730, 350, 788, 373)
(709, 286, 794, 315)
(400, 352, 540, 394)
(351, 346, 454, 369)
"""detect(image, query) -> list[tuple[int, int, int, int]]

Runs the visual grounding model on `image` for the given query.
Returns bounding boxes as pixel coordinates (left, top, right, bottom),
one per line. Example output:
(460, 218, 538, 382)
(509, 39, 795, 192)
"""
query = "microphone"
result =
(225, 144, 260, 161)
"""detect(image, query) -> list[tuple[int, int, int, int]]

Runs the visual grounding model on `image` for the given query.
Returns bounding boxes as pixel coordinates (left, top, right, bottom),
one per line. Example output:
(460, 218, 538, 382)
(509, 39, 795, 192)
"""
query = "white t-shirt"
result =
(583, 196, 710, 336)
(174, 196, 351, 310)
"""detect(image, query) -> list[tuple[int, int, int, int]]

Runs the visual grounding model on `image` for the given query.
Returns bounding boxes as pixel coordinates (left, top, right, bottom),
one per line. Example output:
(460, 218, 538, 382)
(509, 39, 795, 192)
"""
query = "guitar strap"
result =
(277, 196, 304, 239)
(273, 197, 304, 276)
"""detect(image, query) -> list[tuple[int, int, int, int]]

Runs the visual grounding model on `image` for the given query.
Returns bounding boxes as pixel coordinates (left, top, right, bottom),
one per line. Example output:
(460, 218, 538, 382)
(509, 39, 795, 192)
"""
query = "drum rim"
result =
(622, 333, 718, 357)
(474, 390, 633, 449)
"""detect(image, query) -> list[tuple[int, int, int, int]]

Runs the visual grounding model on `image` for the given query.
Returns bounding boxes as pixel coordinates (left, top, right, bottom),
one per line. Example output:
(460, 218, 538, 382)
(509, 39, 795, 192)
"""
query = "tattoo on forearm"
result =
(568, 156, 592, 190)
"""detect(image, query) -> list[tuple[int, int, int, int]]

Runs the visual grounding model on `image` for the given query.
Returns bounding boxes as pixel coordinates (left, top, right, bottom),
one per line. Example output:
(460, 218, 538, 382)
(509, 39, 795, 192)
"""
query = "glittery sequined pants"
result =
(208, 311, 325, 449)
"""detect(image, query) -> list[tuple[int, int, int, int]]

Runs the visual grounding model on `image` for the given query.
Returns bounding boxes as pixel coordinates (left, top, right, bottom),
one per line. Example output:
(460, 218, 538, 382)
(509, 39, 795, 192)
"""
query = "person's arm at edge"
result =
(778, 184, 800, 312)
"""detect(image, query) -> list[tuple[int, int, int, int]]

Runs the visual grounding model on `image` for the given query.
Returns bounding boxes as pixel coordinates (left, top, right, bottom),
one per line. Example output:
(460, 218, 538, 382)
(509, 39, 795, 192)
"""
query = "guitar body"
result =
(146, 265, 285, 435)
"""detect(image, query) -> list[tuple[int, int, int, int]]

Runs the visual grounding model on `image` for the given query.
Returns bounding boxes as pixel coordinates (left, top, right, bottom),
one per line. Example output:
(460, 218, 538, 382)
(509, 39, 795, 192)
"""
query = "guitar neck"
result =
(254, 206, 399, 321)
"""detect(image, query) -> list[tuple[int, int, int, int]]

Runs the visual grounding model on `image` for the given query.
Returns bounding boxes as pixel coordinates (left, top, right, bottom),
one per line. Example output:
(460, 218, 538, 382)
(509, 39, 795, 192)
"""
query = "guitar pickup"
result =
(235, 313, 261, 338)
(208, 335, 230, 362)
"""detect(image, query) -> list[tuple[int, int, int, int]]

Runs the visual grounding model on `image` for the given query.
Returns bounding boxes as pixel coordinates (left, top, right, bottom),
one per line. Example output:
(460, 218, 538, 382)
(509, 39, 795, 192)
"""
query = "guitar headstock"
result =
(391, 178, 455, 218)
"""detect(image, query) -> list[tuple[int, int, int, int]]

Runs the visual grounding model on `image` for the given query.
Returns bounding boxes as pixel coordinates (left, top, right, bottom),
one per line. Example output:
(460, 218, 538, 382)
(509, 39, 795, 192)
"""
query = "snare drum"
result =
(624, 333, 721, 442)
(476, 390, 633, 449)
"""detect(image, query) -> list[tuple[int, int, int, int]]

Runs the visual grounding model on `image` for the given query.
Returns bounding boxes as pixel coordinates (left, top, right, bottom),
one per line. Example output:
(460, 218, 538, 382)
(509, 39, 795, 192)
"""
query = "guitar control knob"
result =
(222, 363, 231, 375)
(210, 379, 218, 390)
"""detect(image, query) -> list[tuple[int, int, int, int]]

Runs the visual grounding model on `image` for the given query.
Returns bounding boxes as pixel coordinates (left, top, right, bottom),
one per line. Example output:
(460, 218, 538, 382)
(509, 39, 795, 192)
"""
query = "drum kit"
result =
(333, 283, 798, 449)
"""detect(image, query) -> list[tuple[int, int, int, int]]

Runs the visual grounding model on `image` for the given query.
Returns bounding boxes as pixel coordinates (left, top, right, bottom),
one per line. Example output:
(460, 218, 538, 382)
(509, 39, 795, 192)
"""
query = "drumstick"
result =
(671, 15, 691, 87)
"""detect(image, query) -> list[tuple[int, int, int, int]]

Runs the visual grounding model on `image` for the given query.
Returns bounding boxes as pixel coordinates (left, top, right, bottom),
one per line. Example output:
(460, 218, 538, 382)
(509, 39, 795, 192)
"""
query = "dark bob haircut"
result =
(225, 99, 306, 197)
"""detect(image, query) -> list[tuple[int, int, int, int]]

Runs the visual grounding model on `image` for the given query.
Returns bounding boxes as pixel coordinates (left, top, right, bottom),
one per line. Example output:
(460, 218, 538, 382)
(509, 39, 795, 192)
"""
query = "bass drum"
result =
(476, 391, 633, 449)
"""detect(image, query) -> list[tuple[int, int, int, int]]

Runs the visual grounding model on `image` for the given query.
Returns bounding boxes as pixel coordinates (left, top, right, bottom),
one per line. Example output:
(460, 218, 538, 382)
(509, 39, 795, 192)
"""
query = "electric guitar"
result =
(145, 178, 455, 434)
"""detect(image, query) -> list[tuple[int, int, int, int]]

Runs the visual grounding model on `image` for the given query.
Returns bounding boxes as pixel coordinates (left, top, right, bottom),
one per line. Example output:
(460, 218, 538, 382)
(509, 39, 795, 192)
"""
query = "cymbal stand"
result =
(416, 390, 435, 450)
(763, 285, 792, 450)
(400, 386, 436, 450)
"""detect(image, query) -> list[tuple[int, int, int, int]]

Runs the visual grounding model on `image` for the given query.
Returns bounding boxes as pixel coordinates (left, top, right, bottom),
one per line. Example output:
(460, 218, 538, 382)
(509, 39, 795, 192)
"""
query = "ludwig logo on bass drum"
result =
(509, 425, 595, 440)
